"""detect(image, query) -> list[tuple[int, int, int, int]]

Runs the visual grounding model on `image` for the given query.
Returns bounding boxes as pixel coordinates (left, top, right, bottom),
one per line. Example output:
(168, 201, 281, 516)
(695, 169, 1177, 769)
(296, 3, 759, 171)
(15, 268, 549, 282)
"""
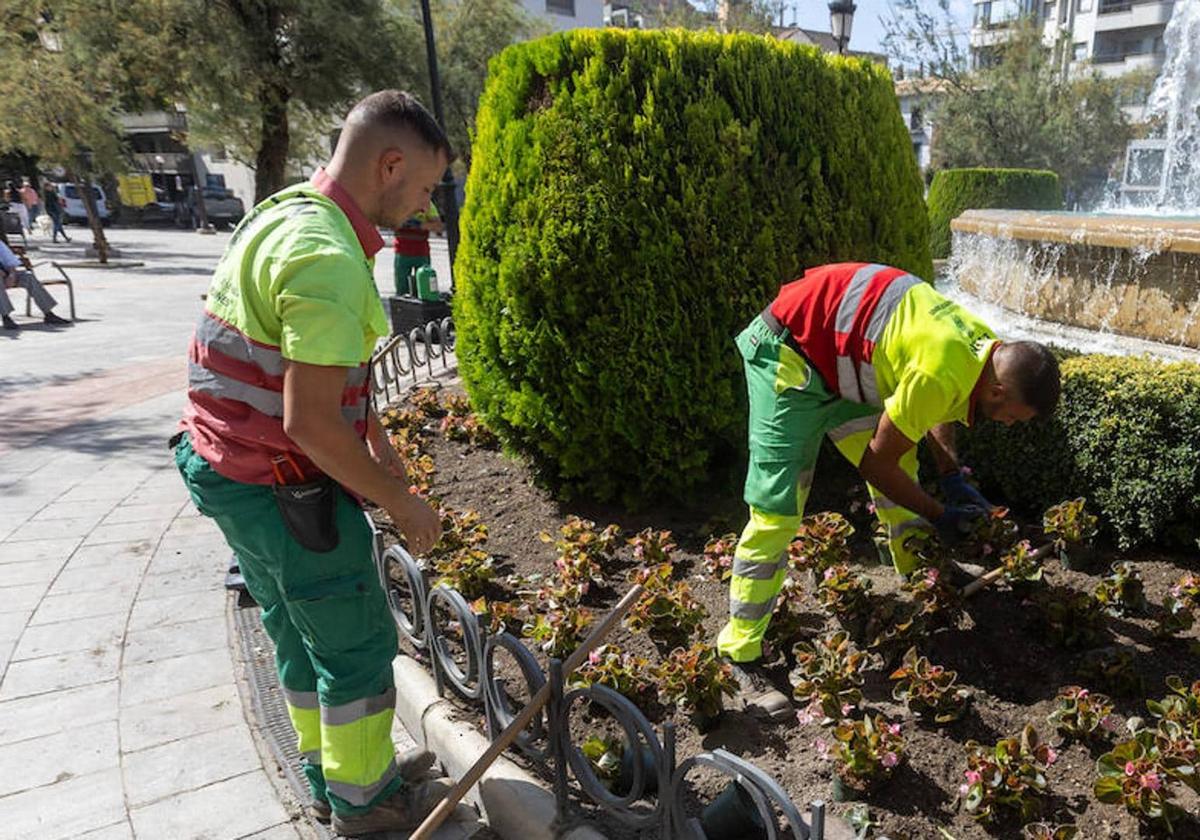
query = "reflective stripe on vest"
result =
(188, 310, 371, 479)
(832, 266, 922, 406)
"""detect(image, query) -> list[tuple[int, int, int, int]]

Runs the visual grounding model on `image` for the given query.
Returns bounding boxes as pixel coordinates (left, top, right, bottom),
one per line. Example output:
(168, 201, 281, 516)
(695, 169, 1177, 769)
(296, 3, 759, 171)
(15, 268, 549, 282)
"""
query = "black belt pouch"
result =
(274, 477, 341, 553)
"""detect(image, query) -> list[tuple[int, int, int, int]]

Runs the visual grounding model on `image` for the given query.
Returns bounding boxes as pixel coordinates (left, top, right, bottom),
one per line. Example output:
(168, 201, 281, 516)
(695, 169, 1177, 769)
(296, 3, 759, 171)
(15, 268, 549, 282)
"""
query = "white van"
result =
(54, 182, 111, 224)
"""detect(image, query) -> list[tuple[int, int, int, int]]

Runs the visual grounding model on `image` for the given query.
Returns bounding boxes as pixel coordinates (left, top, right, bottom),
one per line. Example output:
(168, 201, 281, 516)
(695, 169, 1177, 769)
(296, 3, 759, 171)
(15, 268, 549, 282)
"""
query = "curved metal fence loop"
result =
(669, 748, 812, 840)
(425, 584, 485, 700)
(381, 545, 428, 649)
(483, 631, 549, 760)
(369, 316, 458, 407)
(557, 684, 669, 831)
(408, 326, 429, 369)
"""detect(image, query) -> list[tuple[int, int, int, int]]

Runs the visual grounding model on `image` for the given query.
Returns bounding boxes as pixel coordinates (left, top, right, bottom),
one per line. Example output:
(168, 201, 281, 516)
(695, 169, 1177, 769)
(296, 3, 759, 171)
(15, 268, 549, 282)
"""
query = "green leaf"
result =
(1092, 776, 1125, 803)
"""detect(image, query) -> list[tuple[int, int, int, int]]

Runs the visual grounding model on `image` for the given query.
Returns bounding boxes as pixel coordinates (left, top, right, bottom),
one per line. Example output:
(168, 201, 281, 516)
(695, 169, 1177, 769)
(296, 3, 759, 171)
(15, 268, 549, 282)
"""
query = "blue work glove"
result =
(933, 504, 987, 546)
(939, 471, 994, 511)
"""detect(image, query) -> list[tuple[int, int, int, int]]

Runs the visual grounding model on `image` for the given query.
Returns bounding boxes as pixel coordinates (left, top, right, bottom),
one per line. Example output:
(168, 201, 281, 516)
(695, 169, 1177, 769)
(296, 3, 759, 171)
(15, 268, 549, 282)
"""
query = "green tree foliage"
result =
(102, 1, 424, 202)
(427, 0, 542, 168)
(884, 9, 1132, 203)
(927, 167, 1062, 258)
(454, 29, 931, 506)
(961, 355, 1200, 550)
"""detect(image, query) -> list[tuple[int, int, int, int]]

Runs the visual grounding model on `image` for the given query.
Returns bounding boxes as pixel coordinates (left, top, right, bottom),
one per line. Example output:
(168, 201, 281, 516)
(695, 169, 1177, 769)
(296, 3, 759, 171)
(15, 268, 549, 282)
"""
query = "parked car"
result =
(177, 186, 244, 229)
(54, 182, 111, 225)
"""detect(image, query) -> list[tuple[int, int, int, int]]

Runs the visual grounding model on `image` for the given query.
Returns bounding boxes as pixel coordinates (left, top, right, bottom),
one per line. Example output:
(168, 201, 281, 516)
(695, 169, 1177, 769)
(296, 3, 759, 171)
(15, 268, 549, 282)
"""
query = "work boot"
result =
(44, 312, 71, 326)
(330, 776, 454, 837)
(309, 748, 439, 824)
(723, 657, 792, 722)
(2, 315, 18, 330)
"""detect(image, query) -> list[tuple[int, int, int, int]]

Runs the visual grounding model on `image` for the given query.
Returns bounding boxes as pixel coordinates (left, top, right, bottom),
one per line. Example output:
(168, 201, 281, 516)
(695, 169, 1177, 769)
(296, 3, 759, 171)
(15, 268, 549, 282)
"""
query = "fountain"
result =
(944, 0, 1200, 356)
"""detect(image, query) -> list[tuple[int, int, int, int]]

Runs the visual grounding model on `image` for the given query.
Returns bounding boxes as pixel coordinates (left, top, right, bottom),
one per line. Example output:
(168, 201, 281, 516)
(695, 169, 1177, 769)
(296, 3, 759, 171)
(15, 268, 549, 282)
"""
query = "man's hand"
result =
(940, 471, 993, 511)
(387, 492, 441, 556)
(933, 504, 987, 545)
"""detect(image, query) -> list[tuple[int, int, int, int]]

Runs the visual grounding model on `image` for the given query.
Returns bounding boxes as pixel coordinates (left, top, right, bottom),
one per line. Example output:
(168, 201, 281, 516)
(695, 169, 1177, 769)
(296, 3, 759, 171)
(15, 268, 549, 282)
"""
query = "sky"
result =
(782, 0, 974, 57)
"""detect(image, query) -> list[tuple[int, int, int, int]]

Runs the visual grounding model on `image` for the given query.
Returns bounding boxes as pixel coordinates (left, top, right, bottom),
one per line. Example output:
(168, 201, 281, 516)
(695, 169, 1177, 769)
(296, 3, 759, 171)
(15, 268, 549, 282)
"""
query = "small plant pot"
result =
(612, 744, 658, 796)
(1059, 545, 1096, 571)
(698, 781, 767, 839)
(831, 774, 868, 802)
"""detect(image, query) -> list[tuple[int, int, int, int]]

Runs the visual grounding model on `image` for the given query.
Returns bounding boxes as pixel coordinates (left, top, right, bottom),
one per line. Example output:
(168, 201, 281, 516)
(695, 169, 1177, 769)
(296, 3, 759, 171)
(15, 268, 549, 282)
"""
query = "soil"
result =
(371, 383, 1200, 840)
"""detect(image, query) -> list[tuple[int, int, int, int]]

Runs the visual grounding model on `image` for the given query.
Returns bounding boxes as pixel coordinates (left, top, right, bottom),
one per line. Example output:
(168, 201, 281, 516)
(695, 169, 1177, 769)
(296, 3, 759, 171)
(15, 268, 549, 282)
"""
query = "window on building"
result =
(910, 106, 924, 131)
(992, 0, 1021, 25)
(1043, 1, 1056, 21)
(1076, 0, 1092, 12)
(1073, 41, 1087, 61)
(547, 0, 575, 15)
(913, 142, 923, 162)
(210, 146, 228, 163)
(974, 1, 992, 27)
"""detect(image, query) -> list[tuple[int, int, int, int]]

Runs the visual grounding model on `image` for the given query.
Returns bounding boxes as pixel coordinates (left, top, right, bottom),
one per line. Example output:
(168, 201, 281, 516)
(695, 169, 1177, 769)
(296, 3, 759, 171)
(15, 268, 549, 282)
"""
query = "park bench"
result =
(8, 245, 76, 321)
(1, 211, 26, 249)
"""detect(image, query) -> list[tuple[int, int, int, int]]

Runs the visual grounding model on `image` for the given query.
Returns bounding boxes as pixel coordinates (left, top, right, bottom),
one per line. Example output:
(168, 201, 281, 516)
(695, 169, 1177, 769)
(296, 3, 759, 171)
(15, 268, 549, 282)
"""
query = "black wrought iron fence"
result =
(370, 317, 456, 406)
(374, 536, 833, 840)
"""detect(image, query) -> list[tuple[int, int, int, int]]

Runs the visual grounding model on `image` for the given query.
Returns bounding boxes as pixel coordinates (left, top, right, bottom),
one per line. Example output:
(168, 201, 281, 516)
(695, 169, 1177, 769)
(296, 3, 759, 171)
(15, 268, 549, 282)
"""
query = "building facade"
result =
(526, 0, 604, 31)
(970, 0, 1173, 119)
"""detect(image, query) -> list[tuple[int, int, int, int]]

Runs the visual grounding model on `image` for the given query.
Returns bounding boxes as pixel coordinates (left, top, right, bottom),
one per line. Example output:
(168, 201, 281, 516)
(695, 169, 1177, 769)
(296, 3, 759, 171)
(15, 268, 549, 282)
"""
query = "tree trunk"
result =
(73, 175, 109, 264)
(254, 85, 290, 203)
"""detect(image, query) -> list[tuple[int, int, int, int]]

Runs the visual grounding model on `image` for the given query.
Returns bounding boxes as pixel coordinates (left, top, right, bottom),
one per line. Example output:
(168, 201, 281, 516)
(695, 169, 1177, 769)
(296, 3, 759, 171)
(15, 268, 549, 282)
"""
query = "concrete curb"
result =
(392, 656, 607, 840)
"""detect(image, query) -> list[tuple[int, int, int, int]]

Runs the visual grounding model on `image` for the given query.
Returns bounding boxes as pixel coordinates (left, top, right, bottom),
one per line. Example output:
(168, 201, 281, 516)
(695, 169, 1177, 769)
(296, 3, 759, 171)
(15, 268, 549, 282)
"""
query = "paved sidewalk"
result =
(0, 228, 460, 839)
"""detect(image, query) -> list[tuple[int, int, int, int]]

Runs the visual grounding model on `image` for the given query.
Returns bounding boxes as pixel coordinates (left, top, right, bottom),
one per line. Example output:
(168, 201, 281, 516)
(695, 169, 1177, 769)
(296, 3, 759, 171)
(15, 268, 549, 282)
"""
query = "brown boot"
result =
(331, 777, 454, 837)
(724, 658, 793, 722)
(310, 748, 438, 824)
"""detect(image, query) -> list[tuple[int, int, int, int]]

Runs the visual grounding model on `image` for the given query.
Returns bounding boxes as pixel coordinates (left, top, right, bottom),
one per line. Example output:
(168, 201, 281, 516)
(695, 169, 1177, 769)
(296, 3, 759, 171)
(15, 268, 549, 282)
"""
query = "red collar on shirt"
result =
(967, 340, 1001, 427)
(310, 168, 385, 257)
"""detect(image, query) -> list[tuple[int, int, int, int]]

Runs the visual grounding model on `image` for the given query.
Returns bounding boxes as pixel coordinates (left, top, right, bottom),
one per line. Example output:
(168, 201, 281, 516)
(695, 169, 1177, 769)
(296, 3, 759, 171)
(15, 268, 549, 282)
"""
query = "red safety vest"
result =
(769, 262, 923, 406)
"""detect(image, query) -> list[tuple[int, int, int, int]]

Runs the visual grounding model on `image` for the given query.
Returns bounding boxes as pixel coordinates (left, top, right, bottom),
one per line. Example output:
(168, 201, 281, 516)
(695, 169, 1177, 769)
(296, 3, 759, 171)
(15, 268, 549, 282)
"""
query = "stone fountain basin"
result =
(950, 209, 1200, 349)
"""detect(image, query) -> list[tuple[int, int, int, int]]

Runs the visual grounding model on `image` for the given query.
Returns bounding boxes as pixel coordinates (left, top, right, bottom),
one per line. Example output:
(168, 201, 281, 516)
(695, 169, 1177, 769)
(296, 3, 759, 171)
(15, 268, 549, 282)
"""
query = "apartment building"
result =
(970, 0, 1174, 119)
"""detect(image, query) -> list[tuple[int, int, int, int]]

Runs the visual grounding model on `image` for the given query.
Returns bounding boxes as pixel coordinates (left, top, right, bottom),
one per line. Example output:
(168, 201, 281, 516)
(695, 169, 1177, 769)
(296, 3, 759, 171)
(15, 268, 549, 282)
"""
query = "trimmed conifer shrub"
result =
(927, 167, 1062, 259)
(454, 28, 931, 505)
(961, 355, 1200, 550)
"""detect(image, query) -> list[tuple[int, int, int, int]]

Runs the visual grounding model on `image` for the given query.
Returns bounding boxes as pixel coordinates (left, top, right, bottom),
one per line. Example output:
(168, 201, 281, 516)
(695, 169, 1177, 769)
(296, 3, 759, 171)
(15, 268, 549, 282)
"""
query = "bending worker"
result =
(174, 91, 451, 835)
(717, 262, 1061, 718)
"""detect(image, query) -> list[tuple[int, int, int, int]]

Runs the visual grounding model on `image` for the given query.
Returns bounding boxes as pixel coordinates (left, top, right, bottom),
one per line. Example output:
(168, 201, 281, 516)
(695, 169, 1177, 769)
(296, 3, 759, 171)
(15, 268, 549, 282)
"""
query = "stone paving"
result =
(0, 226, 464, 839)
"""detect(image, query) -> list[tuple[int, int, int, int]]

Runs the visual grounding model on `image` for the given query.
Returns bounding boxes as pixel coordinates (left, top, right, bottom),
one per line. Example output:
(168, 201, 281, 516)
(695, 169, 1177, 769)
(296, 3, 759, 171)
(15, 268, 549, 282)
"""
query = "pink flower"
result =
(841, 702, 853, 716)
(925, 568, 940, 584)
(958, 783, 970, 796)
(824, 567, 836, 581)
(866, 502, 876, 515)
(1170, 585, 1183, 599)
(964, 770, 982, 785)
(1101, 715, 1119, 732)
(1077, 688, 1089, 698)
(1125, 761, 1138, 777)
(882, 751, 899, 768)
(796, 708, 816, 726)
(588, 650, 602, 666)
(887, 723, 902, 736)
(1045, 747, 1058, 766)
(1141, 773, 1162, 791)
(961, 465, 974, 476)
(815, 739, 830, 760)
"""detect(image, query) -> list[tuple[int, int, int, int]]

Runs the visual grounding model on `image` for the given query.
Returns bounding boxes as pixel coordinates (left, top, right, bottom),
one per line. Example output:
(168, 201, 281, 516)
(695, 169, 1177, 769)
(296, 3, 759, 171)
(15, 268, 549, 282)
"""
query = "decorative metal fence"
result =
(372, 533, 832, 840)
(370, 317, 457, 406)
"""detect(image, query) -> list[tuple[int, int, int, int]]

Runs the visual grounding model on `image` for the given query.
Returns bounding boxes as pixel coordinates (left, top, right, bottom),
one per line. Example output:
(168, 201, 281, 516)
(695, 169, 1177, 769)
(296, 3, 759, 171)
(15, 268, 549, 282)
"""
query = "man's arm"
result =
(282, 361, 439, 553)
(925, 423, 961, 477)
(857, 413, 944, 522)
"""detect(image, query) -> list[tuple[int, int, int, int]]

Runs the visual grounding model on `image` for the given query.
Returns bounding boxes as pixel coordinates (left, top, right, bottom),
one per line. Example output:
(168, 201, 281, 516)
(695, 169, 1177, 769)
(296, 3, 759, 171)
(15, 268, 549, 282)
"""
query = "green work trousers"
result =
(175, 434, 403, 816)
(716, 315, 927, 663)
(393, 254, 430, 297)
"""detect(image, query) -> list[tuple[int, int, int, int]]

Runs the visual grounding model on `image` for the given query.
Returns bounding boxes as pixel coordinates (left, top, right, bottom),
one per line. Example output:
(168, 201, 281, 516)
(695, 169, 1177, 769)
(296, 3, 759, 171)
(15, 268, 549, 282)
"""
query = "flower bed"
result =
(373, 384, 1200, 838)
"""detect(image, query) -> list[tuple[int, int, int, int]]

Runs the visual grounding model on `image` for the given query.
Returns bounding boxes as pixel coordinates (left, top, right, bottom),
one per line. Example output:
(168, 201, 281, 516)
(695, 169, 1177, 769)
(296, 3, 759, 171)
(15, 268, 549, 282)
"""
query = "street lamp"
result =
(418, 0, 461, 286)
(828, 0, 857, 55)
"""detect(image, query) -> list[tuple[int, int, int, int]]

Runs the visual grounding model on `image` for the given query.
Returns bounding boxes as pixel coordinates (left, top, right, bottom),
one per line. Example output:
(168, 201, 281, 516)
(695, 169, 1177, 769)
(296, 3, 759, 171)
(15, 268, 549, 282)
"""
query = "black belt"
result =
(759, 306, 806, 358)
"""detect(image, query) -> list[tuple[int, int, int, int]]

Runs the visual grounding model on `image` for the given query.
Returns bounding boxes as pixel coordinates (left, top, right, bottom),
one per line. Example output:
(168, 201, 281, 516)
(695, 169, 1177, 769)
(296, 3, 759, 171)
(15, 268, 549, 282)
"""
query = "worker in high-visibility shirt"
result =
(717, 262, 1061, 719)
(175, 91, 454, 835)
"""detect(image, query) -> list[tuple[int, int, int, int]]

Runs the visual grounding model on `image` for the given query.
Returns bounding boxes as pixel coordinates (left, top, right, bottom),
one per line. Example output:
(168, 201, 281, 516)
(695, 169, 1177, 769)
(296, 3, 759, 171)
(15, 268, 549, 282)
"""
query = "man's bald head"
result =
(326, 90, 453, 228)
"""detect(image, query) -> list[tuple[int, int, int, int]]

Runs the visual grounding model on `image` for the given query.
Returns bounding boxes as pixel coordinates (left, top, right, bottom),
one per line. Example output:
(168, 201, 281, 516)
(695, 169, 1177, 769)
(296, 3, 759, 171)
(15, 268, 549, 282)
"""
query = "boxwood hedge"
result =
(961, 354, 1200, 550)
(454, 28, 931, 505)
(928, 167, 1062, 259)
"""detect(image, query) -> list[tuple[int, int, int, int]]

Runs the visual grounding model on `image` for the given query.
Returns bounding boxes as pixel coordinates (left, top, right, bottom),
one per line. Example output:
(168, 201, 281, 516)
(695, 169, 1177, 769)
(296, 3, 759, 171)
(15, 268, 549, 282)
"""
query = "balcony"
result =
(1095, 0, 1173, 31)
